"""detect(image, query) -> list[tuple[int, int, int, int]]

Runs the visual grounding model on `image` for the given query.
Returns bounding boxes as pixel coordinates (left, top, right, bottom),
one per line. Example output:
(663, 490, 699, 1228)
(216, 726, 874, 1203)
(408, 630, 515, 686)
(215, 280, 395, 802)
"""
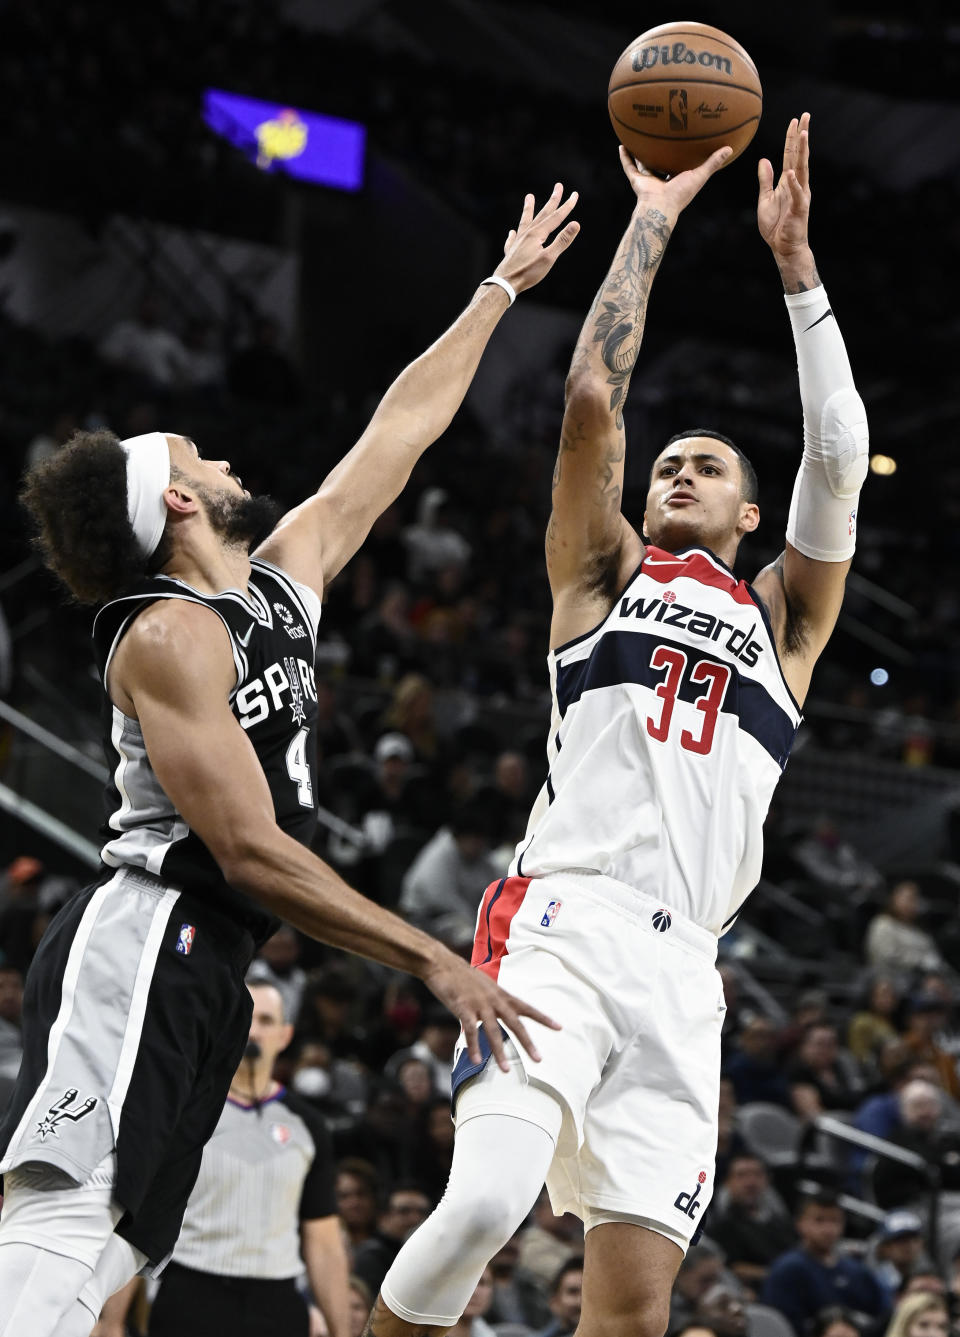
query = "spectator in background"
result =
(791, 816, 883, 898)
(696, 1282, 747, 1337)
(715, 1077, 750, 1186)
(406, 1095, 456, 1205)
(534, 1259, 582, 1337)
(385, 1003, 459, 1097)
(865, 882, 944, 980)
(883, 1291, 949, 1337)
(24, 406, 79, 469)
(226, 314, 301, 403)
(898, 1271, 946, 1297)
(294, 964, 366, 1062)
(352, 584, 419, 684)
(870, 1079, 953, 1209)
(336, 1159, 382, 1259)
(351, 1183, 432, 1296)
(668, 1243, 726, 1333)
(402, 487, 471, 585)
(0, 963, 24, 1109)
(517, 1189, 583, 1293)
(863, 1210, 927, 1304)
(447, 1267, 500, 1337)
(724, 1016, 793, 1109)
(847, 976, 902, 1075)
(900, 994, 960, 1099)
(99, 294, 188, 387)
(333, 1082, 414, 1187)
(705, 1153, 796, 1295)
(788, 1022, 863, 1119)
(807, 1308, 863, 1337)
(487, 1232, 551, 1331)
(247, 924, 308, 1027)
(380, 673, 443, 764)
(349, 1277, 374, 1337)
(395, 1056, 437, 1110)
(399, 804, 502, 950)
(778, 990, 830, 1063)
(760, 1192, 890, 1336)
(315, 679, 363, 765)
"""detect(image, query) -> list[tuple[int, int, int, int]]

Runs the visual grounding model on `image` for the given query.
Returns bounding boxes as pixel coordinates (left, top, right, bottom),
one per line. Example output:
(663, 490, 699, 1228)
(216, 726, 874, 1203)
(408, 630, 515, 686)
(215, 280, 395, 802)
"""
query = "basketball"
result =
(607, 22, 762, 178)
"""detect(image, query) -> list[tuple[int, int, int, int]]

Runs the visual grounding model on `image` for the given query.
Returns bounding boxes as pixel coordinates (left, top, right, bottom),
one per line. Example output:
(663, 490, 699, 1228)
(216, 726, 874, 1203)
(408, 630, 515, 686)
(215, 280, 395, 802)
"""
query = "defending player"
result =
(0, 186, 579, 1337)
(367, 116, 868, 1337)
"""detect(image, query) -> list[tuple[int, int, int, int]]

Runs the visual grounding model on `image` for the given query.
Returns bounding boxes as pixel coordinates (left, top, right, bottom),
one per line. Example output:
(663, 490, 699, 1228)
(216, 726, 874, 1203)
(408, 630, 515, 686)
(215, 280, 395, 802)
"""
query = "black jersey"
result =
(92, 557, 321, 944)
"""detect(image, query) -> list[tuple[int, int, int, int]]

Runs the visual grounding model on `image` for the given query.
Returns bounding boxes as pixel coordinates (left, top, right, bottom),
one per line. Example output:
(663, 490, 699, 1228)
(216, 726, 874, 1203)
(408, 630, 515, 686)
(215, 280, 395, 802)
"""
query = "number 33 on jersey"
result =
(509, 546, 802, 938)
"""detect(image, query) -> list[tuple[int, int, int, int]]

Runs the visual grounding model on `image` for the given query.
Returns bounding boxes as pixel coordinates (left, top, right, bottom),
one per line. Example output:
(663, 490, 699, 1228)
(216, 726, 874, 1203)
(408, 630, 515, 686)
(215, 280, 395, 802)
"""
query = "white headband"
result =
(119, 432, 171, 559)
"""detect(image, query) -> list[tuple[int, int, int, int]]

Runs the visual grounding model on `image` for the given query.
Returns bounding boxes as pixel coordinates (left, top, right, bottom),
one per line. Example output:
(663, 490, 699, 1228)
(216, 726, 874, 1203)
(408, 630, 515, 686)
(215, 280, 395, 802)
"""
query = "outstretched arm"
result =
(257, 187, 579, 595)
(547, 146, 731, 642)
(752, 115, 869, 703)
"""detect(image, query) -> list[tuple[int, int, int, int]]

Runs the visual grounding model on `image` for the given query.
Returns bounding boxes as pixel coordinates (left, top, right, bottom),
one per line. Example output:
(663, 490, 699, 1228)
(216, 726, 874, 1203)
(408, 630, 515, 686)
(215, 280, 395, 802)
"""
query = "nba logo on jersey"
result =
(541, 900, 562, 928)
(176, 923, 196, 956)
(652, 908, 672, 933)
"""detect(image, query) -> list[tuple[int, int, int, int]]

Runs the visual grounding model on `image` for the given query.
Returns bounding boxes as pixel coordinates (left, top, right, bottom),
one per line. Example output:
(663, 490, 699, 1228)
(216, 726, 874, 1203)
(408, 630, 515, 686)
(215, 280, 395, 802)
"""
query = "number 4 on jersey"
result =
(285, 727, 314, 806)
(646, 647, 731, 755)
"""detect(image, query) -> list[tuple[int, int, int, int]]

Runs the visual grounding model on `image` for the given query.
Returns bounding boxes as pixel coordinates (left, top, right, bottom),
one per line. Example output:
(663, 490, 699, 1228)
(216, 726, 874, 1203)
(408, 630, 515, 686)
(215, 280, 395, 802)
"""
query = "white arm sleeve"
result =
(784, 286, 869, 562)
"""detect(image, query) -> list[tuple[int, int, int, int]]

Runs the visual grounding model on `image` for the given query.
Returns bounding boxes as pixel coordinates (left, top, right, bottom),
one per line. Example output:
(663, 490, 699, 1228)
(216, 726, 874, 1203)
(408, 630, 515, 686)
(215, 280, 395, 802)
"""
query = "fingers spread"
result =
(484, 1013, 510, 1072)
(519, 192, 535, 229)
(757, 157, 774, 191)
(506, 1015, 540, 1064)
(462, 1015, 481, 1064)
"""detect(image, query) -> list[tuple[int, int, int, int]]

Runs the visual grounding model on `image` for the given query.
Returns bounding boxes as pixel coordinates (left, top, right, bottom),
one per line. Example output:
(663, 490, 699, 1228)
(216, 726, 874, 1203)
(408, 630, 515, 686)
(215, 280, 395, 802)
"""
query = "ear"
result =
(280, 1021, 295, 1051)
(163, 481, 200, 518)
(737, 501, 759, 536)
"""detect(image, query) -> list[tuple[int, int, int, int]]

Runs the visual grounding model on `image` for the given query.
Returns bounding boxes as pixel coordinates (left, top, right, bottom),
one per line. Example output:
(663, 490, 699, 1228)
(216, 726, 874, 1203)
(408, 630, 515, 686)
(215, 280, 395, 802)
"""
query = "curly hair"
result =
(19, 429, 173, 604)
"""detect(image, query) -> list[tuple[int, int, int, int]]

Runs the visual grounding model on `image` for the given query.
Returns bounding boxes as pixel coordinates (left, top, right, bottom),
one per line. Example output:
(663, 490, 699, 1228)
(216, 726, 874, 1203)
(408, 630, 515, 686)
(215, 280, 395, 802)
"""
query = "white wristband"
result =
(481, 274, 516, 306)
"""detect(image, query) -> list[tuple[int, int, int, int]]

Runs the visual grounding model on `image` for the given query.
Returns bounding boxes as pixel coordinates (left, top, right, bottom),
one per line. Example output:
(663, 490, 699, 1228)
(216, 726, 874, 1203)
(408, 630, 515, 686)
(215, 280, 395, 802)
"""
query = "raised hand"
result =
(497, 184, 580, 294)
(618, 143, 733, 224)
(758, 113, 812, 260)
(422, 949, 560, 1071)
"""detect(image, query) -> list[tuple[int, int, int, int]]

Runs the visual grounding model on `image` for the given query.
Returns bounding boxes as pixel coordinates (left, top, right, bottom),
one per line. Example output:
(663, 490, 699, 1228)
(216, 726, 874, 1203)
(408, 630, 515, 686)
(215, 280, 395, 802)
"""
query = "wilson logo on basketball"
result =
(632, 42, 733, 76)
(652, 908, 672, 932)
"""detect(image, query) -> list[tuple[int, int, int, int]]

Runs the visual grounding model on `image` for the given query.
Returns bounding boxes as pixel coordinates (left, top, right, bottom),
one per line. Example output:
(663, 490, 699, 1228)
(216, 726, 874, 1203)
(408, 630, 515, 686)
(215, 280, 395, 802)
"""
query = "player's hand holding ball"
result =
(494, 184, 580, 295)
(618, 141, 732, 224)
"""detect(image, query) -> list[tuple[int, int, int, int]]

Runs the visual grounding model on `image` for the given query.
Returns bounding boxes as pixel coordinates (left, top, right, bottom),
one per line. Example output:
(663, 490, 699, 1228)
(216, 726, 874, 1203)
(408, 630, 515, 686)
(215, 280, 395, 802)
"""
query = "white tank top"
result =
(510, 545, 802, 935)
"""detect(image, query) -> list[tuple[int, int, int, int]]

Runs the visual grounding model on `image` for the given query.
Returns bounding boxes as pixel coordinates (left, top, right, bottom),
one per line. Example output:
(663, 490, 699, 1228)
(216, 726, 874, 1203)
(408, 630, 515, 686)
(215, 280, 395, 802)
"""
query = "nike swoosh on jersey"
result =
(237, 623, 255, 647)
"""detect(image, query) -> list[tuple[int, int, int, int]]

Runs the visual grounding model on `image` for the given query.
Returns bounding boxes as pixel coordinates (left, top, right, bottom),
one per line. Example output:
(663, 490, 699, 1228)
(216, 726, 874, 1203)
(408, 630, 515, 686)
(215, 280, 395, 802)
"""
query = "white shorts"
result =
(454, 870, 726, 1249)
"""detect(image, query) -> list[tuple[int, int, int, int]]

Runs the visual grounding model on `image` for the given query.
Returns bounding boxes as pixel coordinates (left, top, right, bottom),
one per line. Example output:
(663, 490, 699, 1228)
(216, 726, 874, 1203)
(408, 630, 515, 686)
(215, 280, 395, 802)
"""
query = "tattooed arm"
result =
(256, 186, 578, 599)
(547, 146, 732, 646)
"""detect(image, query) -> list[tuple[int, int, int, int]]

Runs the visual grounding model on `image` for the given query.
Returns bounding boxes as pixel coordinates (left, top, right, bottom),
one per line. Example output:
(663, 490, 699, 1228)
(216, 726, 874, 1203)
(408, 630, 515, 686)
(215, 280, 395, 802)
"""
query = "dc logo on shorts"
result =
(652, 908, 672, 933)
(176, 923, 197, 955)
(541, 900, 562, 928)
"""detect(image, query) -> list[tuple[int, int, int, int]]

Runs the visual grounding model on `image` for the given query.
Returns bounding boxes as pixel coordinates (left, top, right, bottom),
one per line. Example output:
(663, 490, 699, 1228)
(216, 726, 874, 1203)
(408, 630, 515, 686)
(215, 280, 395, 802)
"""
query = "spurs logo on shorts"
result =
(34, 1087, 99, 1141)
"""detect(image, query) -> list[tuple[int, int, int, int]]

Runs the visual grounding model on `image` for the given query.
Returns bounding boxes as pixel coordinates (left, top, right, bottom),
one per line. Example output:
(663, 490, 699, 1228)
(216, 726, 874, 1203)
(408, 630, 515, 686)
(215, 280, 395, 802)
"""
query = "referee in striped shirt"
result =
(124, 979, 351, 1337)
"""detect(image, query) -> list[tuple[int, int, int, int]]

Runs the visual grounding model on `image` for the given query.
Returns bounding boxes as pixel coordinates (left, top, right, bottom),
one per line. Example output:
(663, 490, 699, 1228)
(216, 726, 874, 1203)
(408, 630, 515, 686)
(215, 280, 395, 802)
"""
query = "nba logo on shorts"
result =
(652, 908, 672, 932)
(541, 900, 562, 928)
(176, 923, 196, 956)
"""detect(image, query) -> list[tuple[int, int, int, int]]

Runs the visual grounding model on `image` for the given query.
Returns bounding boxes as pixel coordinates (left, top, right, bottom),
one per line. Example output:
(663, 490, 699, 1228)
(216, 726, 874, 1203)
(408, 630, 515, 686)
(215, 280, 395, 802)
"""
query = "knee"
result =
(583, 1296, 669, 1337)
(436, 1183, 526, 1257)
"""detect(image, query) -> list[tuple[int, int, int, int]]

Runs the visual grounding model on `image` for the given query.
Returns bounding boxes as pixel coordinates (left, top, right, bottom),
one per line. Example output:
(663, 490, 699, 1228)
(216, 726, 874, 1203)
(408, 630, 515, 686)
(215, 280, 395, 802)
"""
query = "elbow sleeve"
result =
(783, 288, 869, 562)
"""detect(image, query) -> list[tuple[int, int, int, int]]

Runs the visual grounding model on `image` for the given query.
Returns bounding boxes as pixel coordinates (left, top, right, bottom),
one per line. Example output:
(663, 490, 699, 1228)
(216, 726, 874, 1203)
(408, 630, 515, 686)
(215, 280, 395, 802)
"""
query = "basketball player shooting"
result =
(0, 186, 578, 1337)
(363, 115, 868, 1337)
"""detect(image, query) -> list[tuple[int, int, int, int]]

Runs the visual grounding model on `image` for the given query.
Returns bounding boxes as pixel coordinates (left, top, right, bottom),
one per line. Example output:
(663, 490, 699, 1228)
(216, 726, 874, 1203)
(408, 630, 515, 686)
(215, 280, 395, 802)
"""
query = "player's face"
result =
(166, 433, 248, 498)
(643, 438, 758, 554)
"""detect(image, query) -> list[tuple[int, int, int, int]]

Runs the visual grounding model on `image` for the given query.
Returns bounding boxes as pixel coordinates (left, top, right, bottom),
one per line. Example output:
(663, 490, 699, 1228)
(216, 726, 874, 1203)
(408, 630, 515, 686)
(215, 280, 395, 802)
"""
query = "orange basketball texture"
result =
(608, 22, 762, 177)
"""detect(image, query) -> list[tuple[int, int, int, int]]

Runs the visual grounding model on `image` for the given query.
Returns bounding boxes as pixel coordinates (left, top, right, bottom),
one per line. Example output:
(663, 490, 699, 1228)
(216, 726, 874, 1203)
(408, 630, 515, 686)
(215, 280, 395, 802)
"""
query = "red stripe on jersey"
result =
(471, 876, 531, 982)
(642, 546, 756, 608)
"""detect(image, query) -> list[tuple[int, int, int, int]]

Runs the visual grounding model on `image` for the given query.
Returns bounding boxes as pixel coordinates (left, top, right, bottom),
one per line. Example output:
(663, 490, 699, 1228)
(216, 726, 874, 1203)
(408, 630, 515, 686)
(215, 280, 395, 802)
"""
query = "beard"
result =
(199, 486, 282, 552)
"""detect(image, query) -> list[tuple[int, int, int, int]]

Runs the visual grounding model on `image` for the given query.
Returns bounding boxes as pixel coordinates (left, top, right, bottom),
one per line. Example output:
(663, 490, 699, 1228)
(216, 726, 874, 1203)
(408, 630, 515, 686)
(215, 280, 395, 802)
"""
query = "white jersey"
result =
(509, 544, 801, 936)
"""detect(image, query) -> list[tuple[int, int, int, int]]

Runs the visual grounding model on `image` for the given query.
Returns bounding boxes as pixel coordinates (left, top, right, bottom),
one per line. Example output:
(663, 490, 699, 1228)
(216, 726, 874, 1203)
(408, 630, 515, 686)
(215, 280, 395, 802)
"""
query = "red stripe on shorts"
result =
(471, 876, 531, 981)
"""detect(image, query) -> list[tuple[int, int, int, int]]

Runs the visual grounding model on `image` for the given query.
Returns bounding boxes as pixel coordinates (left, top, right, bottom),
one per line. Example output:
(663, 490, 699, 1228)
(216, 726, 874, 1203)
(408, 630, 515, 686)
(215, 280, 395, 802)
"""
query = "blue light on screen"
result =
(203, 89, 365, 191)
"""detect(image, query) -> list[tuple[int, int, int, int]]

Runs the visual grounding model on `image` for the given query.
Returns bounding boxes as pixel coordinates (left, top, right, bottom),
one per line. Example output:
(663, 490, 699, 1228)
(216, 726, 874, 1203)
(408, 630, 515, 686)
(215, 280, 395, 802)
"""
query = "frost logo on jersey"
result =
(618, 593, 764, 667)
(35, 1088, 98, 1141)
(236, 657, 318, 729)
(273, 601, 308, 641)
(674, 1169, 707, 1219)
(540, 899, 562, 927)
(651, 908, 672, 932)
(176, 922, 196, 955)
